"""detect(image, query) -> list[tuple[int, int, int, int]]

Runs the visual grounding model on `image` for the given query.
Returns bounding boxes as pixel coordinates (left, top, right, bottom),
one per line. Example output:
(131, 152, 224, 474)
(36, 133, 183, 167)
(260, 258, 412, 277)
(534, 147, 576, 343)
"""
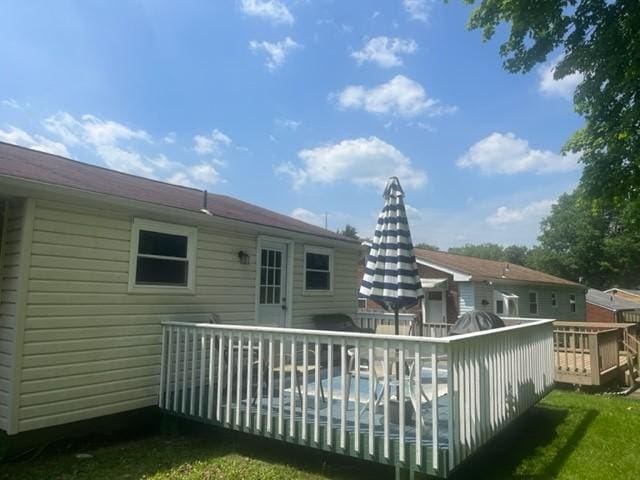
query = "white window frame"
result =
(128, 218, 197, 294)
(528, 291, 539, 315)
(303, 245, 334, 295)
(569, 294, 576, 313)
(551, 291, 558, 308)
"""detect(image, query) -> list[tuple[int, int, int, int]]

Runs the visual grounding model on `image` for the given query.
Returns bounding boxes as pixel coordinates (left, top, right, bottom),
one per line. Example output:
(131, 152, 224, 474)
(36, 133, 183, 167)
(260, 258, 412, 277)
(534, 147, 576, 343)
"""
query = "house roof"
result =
(587, 289, 640, 311)
(414, 248, 583, 287)
(604, 288, 640, 298)
(0, 142, 355, 243)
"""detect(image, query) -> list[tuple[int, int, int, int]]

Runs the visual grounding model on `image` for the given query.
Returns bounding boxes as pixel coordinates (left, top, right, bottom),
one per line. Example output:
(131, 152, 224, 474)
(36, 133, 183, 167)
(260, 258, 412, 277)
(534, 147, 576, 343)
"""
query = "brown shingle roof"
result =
(414, 248, 582, 287)
(0, 142, 355, 243)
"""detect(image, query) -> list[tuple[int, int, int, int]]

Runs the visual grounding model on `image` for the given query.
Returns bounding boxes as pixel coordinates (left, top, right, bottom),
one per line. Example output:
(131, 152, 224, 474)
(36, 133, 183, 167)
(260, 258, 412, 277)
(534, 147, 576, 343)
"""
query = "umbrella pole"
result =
(394, 307, 400, 400)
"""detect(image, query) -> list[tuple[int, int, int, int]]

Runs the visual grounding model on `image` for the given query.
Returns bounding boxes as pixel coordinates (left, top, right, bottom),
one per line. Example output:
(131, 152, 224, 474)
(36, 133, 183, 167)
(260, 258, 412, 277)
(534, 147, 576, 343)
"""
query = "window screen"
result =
(135, 230, 189, 286)
(305, 250, 331, 291)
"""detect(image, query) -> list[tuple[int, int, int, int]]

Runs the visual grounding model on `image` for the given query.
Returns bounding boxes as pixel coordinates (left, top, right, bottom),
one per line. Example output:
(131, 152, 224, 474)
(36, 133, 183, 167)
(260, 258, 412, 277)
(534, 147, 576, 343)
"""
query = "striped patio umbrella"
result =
(360, 176, 424, 336)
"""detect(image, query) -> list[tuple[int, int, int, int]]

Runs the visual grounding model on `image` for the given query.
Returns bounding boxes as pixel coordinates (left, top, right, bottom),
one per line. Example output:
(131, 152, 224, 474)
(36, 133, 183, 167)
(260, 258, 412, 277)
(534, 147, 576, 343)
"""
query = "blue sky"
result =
(0, 0, 584, 248)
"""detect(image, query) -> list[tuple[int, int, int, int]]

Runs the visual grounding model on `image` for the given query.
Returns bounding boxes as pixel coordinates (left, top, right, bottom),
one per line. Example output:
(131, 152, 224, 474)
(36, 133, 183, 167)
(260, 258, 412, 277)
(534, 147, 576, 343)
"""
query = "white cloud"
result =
(42, 111, 227, 186)
(334, 75, 456, 118)
(0, 126, 70, 156)
(1, 98, 21, 109)
(43, 112, 154, 176)
(277, 136, 427, 190)
(193, 129, 232, 155)
(457, 132, 580, 175)
(351, 36, 417, 68)
(403, 0, 431, 23)
(239, 0, 294, 25)
(168, 162, 224, 188)
(538, 57, 583, 99)
(249, 37, 300, 72)
(291, 208, 325, 227)
(486, 199, 555, 227)
(275, 118, 301, 131)
(163, 132, 176, 144)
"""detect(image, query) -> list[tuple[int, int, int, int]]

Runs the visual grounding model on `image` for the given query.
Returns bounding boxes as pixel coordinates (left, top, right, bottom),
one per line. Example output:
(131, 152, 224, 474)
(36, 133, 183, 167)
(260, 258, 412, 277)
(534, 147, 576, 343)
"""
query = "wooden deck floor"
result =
(555, 351, 628, 385)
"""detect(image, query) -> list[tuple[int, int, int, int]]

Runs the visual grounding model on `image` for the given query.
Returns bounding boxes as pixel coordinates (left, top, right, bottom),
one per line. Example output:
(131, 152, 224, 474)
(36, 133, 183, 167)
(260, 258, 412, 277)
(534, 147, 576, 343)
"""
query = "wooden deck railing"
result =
(552, 322, 629, 385)
(158, 318, 554, 477)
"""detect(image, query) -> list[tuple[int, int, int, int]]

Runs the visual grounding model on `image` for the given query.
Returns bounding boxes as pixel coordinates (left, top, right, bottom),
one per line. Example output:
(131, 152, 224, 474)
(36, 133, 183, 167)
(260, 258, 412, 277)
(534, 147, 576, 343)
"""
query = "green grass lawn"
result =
(2, 389, 639, 480)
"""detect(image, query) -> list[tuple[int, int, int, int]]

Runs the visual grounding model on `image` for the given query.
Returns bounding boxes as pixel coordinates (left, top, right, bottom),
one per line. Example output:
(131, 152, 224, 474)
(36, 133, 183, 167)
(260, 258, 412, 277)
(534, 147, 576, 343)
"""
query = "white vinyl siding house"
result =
(0, 142, 361, 438)
(0, 199, 25, 432)
(0, 198, 358, 434)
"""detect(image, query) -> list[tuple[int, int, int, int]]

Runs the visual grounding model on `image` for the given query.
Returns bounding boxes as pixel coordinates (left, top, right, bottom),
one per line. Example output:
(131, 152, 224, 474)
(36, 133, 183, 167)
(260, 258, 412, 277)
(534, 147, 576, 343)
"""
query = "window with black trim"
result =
(129, 219, 196, 292)
(529, 291, 539, 314)
(551, 292, 558, 308)
(303, 246, 333, 293)
(569, 294, 576, 313)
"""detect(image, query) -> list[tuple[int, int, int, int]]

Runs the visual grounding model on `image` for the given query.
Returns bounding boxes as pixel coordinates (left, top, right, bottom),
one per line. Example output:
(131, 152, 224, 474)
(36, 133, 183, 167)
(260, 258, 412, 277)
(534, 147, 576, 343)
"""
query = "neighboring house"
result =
(359, 248, 587, 323)
(587, 288, 640, 323)
(604, 288, 640, 303)
(0, 142, 360, 437)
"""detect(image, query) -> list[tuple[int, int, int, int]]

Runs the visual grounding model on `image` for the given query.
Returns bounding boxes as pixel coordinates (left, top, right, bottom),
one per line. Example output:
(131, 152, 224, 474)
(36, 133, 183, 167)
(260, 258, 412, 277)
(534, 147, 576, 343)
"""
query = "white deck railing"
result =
(158, 318, 554, 477)
(354, 311, 451, 338)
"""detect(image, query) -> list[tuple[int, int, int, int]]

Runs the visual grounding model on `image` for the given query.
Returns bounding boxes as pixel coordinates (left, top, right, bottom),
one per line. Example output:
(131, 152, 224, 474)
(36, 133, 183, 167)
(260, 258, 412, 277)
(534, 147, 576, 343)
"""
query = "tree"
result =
(466, 0, 640, 208)
(448, 243, 506, 261)
(528, 189, 640, 289)
(414, 243, 440, 251)
(337, 224, 359, 239)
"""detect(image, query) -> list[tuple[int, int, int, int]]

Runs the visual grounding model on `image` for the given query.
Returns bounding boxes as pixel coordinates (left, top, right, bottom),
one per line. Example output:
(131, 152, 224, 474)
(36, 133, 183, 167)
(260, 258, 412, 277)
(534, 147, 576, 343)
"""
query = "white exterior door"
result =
(257, 241, 288, 327)
(426, 290, 446, 322)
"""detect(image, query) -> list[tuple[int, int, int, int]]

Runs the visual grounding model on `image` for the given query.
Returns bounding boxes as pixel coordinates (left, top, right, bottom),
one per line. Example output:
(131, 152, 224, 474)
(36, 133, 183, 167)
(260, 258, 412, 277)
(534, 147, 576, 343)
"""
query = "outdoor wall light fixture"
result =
(237, 250, 250, 265)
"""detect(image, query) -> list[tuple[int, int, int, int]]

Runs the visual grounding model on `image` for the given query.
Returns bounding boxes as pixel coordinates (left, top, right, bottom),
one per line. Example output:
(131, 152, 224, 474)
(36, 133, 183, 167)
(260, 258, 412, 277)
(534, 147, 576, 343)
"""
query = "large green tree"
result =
(527, 189, 640, 289)
(466, 0, 640, 207)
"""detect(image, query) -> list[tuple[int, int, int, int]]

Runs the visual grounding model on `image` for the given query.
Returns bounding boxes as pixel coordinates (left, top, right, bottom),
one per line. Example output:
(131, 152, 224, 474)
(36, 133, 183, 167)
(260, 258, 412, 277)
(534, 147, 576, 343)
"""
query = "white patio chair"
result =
(271, 343, 325, 403)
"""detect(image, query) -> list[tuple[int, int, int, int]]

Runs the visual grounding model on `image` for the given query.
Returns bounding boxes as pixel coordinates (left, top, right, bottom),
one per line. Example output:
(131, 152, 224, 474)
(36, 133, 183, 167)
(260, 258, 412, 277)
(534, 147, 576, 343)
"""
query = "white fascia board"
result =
(416, 259, 472, 282)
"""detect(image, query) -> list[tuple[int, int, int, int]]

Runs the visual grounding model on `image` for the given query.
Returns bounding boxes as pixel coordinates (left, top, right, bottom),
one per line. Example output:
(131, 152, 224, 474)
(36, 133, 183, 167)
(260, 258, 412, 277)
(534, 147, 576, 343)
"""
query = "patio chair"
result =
(406, 358, 449, 428)
(270, 343, 325, 403)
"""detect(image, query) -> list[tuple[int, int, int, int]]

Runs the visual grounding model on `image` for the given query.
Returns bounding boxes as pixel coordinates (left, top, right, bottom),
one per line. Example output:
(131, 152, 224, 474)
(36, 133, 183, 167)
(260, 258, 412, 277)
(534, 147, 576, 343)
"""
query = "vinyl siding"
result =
(17, 199, 259, 432)
(16, 199, 359, 432)
(473, 281, 494, 313)
(291, 244, 359, 328)
(0, 199, 25, 432)
(488, 283, 585, 320)
(458, 282, 474, 314)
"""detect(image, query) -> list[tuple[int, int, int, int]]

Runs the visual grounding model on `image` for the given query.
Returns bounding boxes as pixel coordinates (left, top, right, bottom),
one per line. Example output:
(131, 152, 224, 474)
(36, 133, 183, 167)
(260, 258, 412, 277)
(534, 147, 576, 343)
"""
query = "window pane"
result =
(306, 252, 329, 271)
(496, 300, 504, 314)
(275, 251, 281, 268)
(529, 292, 537, 303)
(267, 286, 273, 304)
(267, 268, 274, 285)
(529, 303, 538, 314)
(274, 269, 281, 286)
(274, 287, 280, 303)
(268, 250, 275, 267)
(306, 271, 330, 290)
(260, 286, 266, 304)
(260, 267, 267, 285)
(136, 257, 188, 286)
(427, 291, 442, 301)
(138, 230, 187, 258)
(261, 249, 268, 266)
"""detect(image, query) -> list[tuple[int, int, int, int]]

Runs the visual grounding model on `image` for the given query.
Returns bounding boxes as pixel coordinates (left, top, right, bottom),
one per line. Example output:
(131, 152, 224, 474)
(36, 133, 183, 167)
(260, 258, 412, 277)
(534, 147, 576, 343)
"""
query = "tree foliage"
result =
(466, 0, 640, 207)
(414, 243, 440, 251)
(337, 224, 359, 239)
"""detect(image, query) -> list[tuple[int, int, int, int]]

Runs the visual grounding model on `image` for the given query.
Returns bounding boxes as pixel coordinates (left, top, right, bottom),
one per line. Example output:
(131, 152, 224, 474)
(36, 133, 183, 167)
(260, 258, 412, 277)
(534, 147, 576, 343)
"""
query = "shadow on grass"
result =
(0, 415, 389, 480)
(448, 404, 597, 480)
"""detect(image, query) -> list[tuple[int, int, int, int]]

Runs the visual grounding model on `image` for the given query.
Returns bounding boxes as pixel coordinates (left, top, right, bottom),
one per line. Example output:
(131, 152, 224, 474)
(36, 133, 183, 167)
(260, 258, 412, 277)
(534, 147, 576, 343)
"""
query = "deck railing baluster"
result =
(159, 318, 555, 476)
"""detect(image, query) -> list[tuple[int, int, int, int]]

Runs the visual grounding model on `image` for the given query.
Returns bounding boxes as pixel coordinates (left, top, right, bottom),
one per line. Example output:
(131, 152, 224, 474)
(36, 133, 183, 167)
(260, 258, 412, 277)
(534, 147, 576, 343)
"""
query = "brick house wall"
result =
(586, 302, 616, 323)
